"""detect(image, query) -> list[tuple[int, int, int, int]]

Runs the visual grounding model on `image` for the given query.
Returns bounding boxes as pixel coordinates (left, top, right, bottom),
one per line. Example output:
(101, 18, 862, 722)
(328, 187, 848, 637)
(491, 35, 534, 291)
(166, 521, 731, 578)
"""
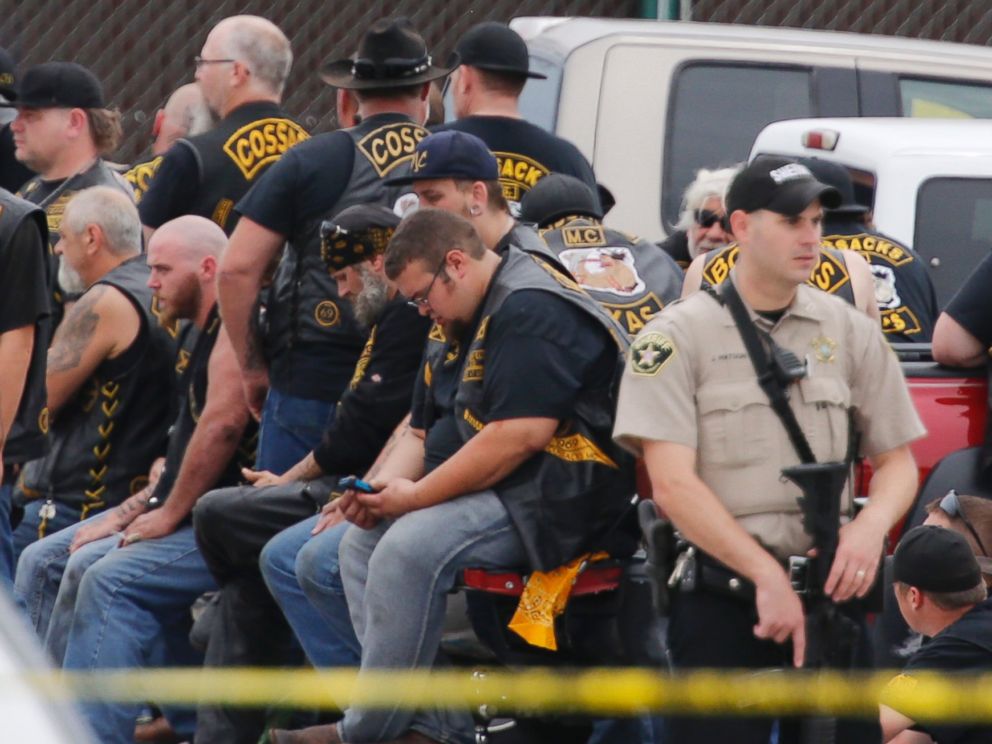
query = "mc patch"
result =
(630, 332, 675, 376)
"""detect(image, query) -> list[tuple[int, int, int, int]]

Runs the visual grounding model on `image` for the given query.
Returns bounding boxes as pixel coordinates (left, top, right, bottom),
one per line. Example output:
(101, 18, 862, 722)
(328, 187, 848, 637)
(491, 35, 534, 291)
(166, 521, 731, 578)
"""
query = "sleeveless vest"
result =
(17, 257, 179, 526)
(821, 231, 937, 342)
(702, 243, 856, 305)
(266, 116, 429, 400)
(540, 217, 683, 338)
(0, 190, 50, 463)
(453, 248, 636, 571)
(178, 101, 308, 234)
(151, 306, 257, 506)
(123, 155, 163, 204)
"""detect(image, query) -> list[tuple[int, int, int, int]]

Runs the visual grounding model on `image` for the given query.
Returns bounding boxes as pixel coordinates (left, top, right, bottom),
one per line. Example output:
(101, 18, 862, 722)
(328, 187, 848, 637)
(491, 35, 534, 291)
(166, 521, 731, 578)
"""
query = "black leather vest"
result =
(17, 257, 179, 523)
(123, 155, 163, 204)
(821, 230, 937, 343)
(0, 189, 50, 463)
(453, 248, 636, 571)
(178, 101, 308, 234)
(152, 306, 257, 505)
(266, 116, 428, 401)
(540, 217, 684, 338)
(702, 243, 857, 305)
(17, 159, 133, 328)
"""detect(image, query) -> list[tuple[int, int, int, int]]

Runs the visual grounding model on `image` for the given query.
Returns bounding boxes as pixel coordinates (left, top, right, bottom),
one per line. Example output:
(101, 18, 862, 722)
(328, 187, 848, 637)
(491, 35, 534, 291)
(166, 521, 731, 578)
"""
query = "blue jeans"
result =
(0, 483, 14, 590)
(261, 517, 359, 668)
(61, 525, 216, 744)
(13, 498, 82, 568)
(14, 515, 112, 663)
(256, 386, 335, 474)
(338, 491, 526, 744)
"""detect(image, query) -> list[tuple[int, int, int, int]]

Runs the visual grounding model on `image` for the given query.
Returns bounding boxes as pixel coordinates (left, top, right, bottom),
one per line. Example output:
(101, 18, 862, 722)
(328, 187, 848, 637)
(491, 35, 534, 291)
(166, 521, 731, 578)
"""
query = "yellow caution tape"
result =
(11, 667, 992, 722)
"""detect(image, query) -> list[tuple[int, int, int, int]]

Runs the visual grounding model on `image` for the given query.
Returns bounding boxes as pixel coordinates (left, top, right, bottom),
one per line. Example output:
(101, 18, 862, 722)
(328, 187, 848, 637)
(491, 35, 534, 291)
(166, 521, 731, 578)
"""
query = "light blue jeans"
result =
(60, 524, 215, 744)
(260, 517, 360, 668)
(338, 490, 526, 744)
(256, 386, 335, 474)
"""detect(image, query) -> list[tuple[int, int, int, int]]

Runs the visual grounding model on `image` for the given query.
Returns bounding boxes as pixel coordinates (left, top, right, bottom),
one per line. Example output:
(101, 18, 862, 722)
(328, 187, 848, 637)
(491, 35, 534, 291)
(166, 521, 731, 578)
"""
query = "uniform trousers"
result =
(59, 524, 214, 744)
(261, 516, 360, 669)
(337, 490, 525, 744)
(665, 587, 880, 744)
(192, 478, 330, 744)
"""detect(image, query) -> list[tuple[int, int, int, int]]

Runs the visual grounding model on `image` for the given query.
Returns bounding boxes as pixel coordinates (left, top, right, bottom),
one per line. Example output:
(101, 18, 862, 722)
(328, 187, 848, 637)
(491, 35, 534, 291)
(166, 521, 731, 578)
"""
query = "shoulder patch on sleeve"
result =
(630, 331, 676, 376)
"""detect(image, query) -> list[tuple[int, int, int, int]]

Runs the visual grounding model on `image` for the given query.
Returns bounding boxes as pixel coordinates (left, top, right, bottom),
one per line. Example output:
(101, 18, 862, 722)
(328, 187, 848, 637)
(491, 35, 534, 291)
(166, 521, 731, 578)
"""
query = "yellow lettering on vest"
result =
(223, 118, 309, 180)
(357, 124, 430, 177)
(561, 225, 607, 247)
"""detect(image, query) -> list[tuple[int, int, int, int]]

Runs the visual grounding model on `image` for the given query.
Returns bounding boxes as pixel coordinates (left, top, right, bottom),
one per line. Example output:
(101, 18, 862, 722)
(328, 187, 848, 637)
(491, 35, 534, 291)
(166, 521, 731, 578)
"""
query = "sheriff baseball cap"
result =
(385, 130, 498, 186)
(453, 22, 546, 80)
(725, 156, 841, 216)
(14, 61, 105, 109)
(893, 525, 983, 593)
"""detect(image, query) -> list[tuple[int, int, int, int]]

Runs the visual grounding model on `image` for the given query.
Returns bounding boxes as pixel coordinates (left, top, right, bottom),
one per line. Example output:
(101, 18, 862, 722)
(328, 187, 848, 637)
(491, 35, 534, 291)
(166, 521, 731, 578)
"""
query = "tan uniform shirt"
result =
(613, 280, 925, 559)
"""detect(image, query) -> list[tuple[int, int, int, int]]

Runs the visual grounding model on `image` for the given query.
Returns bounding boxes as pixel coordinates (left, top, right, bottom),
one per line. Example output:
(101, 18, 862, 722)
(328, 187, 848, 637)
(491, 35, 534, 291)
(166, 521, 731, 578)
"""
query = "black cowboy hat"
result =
(321, 18, 452, 91)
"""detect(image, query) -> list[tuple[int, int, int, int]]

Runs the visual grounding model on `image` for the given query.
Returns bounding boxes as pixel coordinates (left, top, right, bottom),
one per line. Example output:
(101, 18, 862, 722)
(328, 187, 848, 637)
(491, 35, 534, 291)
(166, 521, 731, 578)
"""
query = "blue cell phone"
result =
(337, 475, 377, 493)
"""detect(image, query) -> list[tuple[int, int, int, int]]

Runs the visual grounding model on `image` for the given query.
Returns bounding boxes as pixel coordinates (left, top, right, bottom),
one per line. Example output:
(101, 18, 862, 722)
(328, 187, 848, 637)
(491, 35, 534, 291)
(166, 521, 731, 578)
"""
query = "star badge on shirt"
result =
(810, 335, 837, 363)
(630, 332, 675, 376)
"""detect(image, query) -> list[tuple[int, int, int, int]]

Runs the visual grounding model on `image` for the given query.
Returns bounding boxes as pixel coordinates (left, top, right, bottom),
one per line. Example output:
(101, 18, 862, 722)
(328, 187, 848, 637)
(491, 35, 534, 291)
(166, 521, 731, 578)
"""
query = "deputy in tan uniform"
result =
(614, 157, 924, 744)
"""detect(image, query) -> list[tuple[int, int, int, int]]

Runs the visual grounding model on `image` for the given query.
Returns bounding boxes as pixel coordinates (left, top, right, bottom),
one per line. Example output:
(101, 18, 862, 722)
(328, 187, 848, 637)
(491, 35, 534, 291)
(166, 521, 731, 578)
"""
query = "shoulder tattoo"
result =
(47, 285, 109, 373)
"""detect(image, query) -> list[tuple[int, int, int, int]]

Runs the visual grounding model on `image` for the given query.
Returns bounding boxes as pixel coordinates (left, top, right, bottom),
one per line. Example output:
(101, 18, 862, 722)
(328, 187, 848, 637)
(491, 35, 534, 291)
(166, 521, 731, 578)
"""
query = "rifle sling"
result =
(717, 280, 817, 465)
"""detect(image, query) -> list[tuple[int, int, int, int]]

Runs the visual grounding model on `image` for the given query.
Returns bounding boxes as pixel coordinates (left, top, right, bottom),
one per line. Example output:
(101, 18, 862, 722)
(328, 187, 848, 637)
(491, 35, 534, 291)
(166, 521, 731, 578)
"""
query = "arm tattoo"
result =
(47, 285, 108, 373)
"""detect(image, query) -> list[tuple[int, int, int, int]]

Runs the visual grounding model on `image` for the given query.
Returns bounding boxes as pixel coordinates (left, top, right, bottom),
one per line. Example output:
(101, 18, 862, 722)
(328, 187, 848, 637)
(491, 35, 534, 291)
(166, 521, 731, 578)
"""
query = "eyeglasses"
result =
(194, 56, 236, 68)
(694, 208, 731, 232)
(406, 255, 448, 309)
(940, 489, 990, 557)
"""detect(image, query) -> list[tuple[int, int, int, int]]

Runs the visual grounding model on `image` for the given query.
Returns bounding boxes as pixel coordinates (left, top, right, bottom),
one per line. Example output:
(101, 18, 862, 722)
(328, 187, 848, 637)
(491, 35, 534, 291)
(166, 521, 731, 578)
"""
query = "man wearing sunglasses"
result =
(881, 525, 992, 743)
(434, 21, 600, 218)
(658, 166, 738, 269)
(139, 15, 306, 239)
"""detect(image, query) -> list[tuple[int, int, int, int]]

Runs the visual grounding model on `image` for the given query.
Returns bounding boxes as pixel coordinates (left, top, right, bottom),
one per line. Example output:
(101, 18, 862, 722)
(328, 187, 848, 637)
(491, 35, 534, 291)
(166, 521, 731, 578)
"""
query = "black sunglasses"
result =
(940, 489, 990, 558)
(694, 208, 731, 232)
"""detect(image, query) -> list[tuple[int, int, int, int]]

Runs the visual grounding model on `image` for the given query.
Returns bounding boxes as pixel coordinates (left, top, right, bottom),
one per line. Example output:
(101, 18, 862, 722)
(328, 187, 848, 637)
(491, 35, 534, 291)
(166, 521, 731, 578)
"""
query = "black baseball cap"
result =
(798, 157, 868, 216)
(894, 525, 983, 593)
(13, 61, 105, 109)
(453, 22, 546, 80)
(384, 130, 497, 186)
(0, 47, 16, 101)
(726, 156, 841, 216)
(519, 173, 603, 227)
(320, 204, 401, 270)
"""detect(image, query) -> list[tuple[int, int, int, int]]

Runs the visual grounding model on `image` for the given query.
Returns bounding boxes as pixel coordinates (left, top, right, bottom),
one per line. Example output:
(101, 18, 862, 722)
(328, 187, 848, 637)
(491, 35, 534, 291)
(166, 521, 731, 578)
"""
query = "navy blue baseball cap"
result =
(385, 130, 498, 186)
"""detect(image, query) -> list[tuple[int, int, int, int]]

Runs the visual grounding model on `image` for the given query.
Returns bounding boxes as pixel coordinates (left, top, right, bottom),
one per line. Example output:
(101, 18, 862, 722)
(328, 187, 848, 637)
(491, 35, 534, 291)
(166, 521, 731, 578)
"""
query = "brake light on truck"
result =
(801, 129, 840, 150)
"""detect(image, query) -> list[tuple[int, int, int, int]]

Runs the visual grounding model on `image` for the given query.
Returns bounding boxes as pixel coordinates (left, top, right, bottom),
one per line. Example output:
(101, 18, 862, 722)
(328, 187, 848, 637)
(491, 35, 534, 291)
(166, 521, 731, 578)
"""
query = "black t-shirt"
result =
(234, 130, 356, 234)
(895, 598, 992, 743)
(0, 123, 33, 194)
(312, 296, 430, 476)
(137, 145, 198, 226)
(434, 115, 600, 216)
(946, 252, 992, 348)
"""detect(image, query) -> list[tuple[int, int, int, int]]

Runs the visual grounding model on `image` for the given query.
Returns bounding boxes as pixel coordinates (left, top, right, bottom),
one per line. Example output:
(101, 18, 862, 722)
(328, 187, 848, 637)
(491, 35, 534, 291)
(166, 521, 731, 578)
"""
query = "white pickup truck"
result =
(750, 117, 992, 306)
(511, 17, 992, 246)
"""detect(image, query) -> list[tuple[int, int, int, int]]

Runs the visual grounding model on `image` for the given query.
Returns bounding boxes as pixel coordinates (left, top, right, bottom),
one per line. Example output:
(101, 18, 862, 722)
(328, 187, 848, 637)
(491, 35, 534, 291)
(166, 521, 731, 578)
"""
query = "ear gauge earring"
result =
(469, 205, 482, 216)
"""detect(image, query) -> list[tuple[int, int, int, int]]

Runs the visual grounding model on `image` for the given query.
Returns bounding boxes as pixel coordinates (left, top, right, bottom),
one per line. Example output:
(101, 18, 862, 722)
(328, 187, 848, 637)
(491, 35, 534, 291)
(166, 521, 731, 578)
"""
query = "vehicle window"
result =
(915, 177, 992, 306)
(664, 64, 812, 228)
(515, 53, 562, 132)
(900, 78, 992, 119)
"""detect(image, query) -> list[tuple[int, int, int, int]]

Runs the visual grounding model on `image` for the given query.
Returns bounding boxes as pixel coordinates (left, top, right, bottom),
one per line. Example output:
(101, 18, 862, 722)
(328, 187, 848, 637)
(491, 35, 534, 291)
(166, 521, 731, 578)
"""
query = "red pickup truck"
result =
(862, 344, 987, 532)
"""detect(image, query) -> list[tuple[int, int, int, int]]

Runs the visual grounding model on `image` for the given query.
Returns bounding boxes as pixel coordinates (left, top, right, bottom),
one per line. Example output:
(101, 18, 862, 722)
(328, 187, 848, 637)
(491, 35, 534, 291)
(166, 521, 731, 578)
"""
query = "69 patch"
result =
(630, 332, 675, 376)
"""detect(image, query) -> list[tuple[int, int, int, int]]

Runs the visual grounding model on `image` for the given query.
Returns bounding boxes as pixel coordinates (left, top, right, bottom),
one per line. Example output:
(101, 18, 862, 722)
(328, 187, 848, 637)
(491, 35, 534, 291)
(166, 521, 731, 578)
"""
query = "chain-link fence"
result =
(0, 1, 640, 163)
(689, 0, 992, 44)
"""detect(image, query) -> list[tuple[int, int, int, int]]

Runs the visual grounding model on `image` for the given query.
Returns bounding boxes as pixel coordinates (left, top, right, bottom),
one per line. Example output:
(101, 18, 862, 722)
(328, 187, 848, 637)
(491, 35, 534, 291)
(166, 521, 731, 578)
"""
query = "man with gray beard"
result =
(190, 205, 430, 744)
